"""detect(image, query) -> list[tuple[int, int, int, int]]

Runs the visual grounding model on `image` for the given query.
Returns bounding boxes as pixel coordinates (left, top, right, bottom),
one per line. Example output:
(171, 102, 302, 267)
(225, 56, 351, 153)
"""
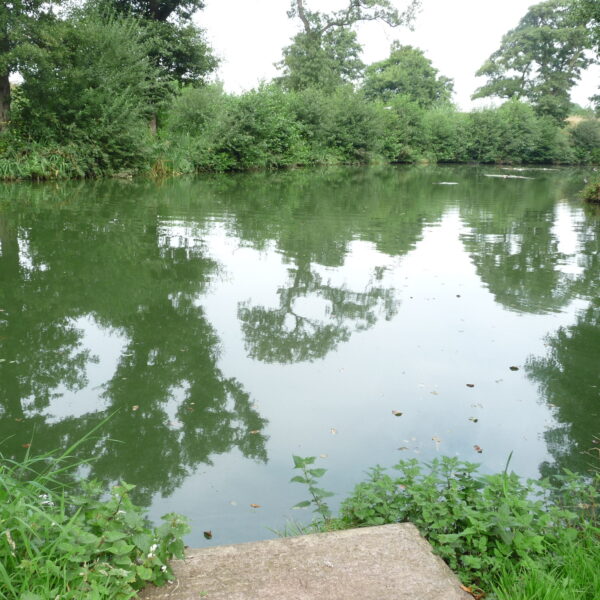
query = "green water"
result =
(1, 165, 598, 546)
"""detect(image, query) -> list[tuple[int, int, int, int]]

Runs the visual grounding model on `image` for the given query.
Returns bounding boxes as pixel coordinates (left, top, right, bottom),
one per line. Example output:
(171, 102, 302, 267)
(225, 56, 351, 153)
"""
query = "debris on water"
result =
(509, 366, 520, 371)
(468, 417, 479, 423)
(319, 454, 328, 458)
(203, 531, 213, 540)
(330, 428, 338, 435)
(229, 501, 237, 506)
(392, 410, 403, 417)
(398, 446, 409, 451)
(434, 182, 459, 185)
(249, 430, 260, 434)
(432, 436, 442, 450)
(132, 405, 139, 411)
(484, 174, 534, 180)
(474, 445, 483, 453)
(495, 379, 503, 383)
(250, 504, 261, 509)
(466, 383, 475, 388)
(430, 391, 439, 396)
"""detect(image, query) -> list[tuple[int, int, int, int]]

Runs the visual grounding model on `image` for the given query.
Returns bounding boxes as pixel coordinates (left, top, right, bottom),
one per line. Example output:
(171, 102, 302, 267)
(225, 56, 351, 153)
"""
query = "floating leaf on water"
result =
(22, 443, 31, 448)
(14, 418, 23, 422)
(392, 410, 403, 417)
(432, 436, 441, 450)
(398, 447, 409, 451)
(132, 405, 139, 411)
(250, 504, 261, 509)
(203, 531, 213, 540)
(319, 454, 328, 459)
(509, 366, 519, 371)
(330, 428, 337, 435)
(468, 417, 479, 423)
(474, 445, 483, 453)
(466, 384, 475, 388)
(430, 391, 439, 396)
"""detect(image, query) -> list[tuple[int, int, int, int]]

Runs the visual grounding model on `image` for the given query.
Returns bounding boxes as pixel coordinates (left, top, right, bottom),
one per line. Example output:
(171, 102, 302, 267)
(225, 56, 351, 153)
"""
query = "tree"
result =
(362, 43, 453, 106)
(0, 1, 63, 130)
(14, 11, 162, 171)
(277, 0, 420, 91)
(472, 0, 593, 122)
(96, 0, 217, 87)
(575, 0, 600, 52)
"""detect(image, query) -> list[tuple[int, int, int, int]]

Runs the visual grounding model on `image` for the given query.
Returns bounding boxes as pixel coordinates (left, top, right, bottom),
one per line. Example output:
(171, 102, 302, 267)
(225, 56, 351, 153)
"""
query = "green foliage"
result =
(277, 28, 364, 93)
(0, 447, 189, 599)
(473, 0, 593, 122)
(421, 107, 469, 162)
(569, 119, 600, 164)
(362, 43, 453, 107)
(291, 456, 334, 522)
(12, 10, 161, 174)
(581, 179, 600, 203)
(332, 457, 599, 591)
(287, 454, 600, 595)
(94, 0, 217, 86)
(277, 0, 421, 92)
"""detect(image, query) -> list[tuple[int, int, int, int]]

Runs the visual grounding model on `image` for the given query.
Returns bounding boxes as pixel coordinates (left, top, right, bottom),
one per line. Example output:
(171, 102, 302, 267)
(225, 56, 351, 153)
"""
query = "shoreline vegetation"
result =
(290, 454, 600, 600)
(0, 90, 598, 183)
(0, 442, 189, 599)
(1, 2, 599, 184)
(2, 446, 598, 599)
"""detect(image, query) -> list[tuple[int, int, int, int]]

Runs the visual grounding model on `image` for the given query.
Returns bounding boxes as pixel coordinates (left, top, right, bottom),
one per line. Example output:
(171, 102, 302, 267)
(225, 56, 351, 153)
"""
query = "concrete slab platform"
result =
(139, 523, 471, 600)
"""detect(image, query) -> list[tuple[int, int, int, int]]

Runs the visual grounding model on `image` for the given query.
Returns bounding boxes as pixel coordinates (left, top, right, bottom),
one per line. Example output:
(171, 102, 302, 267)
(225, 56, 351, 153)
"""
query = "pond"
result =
(0, 165, 598, 548)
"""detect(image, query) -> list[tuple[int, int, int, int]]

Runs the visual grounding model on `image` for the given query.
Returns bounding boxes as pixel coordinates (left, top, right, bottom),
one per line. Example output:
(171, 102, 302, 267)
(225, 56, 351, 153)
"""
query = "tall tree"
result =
(472, 0, 593, 122)
(0, 1, 62, 130)
(277, 0, 420, 92)
(362, 43, 453, 106)
(96, 0, 217, 86)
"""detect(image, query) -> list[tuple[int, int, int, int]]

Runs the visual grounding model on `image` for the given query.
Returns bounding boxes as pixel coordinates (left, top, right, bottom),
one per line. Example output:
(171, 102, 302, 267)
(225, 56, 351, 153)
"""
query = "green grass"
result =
(494, 527, 600, 600)
(0, 434, 189, 599)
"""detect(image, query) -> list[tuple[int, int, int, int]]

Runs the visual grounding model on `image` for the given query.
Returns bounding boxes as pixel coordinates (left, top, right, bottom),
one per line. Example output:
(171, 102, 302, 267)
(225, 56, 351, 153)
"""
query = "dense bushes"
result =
(3, 75, 599, 180)
(291, 455, 600, 599)
(161, 88, 597, 173)
(10, 11, 161, 175)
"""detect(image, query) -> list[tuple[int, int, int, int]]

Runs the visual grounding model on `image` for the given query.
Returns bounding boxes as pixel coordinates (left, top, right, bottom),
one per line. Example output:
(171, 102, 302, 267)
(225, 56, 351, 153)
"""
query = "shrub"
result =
(0, 447, 189, 599)
(12, 10, 161, 174)
(570, 119, 600, 164)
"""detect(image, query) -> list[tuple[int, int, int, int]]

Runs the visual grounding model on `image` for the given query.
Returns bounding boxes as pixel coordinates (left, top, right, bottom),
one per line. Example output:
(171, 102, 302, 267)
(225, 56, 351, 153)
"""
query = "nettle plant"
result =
(290, 455, 599, 589)
(0, 451, 190, 600)
(291, 455, 334, 522)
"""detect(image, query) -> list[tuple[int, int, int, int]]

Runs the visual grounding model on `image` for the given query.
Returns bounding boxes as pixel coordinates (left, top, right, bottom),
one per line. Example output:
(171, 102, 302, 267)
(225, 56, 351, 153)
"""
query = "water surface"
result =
(1, 166, 598, 546)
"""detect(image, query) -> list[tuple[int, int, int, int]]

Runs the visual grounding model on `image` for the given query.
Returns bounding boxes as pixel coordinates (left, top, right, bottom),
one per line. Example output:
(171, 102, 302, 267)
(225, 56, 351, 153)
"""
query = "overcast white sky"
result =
(199, 0, 599, 110)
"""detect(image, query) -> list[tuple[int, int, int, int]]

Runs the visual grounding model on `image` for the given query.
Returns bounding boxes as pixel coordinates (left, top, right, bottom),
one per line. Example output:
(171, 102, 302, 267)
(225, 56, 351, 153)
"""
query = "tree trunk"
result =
(0, 70, 10, 131)
(149, 113, 157, 135)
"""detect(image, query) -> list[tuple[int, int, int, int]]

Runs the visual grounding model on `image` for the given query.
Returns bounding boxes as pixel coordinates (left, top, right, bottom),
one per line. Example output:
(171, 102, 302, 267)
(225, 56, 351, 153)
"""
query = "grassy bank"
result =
(2, 86, 599, 182)
(0, 443, 188, 599)
(290, 453, 600, 599)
